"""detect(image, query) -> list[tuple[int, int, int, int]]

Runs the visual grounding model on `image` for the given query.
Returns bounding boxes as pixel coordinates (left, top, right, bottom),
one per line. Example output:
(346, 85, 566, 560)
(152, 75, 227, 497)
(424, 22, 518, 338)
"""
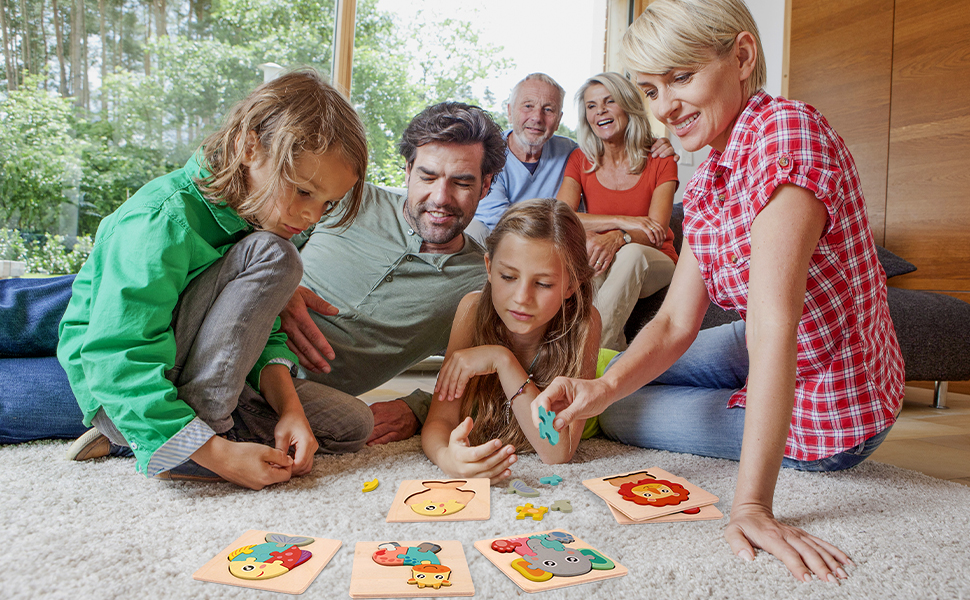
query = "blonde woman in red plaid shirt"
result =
(534, 0, 905, 584)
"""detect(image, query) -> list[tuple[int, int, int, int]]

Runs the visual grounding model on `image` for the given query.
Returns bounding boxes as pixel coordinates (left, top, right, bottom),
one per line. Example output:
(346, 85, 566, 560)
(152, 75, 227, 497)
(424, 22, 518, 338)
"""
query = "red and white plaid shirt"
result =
(683, 91, 905, 461)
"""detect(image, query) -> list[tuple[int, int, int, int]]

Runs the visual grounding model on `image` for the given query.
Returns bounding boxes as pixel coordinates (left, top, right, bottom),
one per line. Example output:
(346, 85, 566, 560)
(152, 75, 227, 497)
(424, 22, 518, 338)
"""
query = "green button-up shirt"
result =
(57, 153, 297, 474)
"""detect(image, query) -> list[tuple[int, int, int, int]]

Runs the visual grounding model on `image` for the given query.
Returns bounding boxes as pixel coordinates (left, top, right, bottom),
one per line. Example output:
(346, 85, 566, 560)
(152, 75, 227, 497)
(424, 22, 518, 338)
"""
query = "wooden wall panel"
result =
(885, 0, 970, 293)
(788, 0, 895, 244)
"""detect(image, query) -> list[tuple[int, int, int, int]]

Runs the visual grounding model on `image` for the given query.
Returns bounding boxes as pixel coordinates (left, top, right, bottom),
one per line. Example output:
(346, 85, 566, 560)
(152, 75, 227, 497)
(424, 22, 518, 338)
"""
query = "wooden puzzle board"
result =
(193, 530, 340, 595)
(349, 540, 474, 598)
(386, 478, 490, 523)
(474, 529, 627, 593)
(608, 502, 723, 524)
(583, 467, 718, 522)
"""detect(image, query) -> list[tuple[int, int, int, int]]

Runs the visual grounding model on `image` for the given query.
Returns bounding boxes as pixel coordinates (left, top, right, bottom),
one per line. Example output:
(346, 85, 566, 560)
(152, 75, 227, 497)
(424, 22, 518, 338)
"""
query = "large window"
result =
(0, 0, 620, 245)
(1, 0, 340, 238)
(350, 0, 610, 186)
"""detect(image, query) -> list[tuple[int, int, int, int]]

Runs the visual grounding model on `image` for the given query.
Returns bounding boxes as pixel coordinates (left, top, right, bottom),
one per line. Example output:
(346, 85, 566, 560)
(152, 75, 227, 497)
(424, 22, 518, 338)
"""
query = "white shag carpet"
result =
(3, 436, 969, 600)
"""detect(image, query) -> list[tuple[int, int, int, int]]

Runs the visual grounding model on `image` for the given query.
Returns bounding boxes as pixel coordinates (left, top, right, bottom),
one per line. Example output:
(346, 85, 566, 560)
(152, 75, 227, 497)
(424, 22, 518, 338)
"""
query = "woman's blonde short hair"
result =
(575, 72, 656, 174)
(621, 0, 766, 97)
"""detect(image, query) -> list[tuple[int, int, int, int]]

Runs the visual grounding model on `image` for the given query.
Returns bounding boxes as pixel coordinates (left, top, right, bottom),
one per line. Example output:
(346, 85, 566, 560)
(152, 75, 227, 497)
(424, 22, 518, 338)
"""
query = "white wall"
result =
(672, 0, 787, 201)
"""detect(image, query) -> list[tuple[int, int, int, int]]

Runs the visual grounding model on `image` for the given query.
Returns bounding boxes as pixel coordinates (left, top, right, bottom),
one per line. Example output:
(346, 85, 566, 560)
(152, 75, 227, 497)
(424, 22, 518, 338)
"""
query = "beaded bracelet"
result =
(504, 375, 533, 424)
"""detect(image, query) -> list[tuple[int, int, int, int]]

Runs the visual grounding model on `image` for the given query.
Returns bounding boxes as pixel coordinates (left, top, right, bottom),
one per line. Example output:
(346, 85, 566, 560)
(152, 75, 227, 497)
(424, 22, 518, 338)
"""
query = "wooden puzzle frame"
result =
(607, 502, 723, 524)
(582, 468, 718, 522)
(193, 530, 340, 595)
(349, 540, 474, 598)
(386, 478, 490, 523)
(474, 529, 627, 593)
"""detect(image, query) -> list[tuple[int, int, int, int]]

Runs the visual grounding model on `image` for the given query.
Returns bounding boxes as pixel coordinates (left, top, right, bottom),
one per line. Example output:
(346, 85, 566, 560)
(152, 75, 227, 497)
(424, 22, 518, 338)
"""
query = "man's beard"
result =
(406, 201, 467, 245)
(515, 127, 548, 148)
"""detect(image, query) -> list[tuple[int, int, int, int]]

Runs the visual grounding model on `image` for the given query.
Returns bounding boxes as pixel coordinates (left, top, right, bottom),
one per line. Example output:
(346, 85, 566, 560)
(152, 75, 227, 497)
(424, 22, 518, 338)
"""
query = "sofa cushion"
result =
(876, 245, 917, 279)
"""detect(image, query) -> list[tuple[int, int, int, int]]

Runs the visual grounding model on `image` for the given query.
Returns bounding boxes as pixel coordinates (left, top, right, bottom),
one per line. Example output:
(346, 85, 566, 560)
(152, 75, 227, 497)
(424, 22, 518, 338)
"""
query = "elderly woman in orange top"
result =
(556, 72, 679, 350)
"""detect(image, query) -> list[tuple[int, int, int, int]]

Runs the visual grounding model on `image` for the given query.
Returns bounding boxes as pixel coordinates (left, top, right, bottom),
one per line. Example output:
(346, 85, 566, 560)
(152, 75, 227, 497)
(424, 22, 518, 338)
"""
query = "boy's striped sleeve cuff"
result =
(144, 418, 217, 477)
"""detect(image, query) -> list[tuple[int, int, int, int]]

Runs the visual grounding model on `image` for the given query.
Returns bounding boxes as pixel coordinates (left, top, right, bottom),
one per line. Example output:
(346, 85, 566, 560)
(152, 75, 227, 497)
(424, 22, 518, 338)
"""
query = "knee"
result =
(238, 231, 304, 290)
(313, 398, 374, 454)
(612, 243, 649, 270)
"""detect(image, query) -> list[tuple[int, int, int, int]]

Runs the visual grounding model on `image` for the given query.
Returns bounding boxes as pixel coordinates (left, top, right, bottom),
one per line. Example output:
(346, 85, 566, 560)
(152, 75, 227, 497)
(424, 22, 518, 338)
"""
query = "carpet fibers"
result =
(3, 437, 969, 599)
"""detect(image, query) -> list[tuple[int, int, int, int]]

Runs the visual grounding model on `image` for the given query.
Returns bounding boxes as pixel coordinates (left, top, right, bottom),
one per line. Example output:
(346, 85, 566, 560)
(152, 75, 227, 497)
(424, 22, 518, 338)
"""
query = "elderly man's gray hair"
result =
(507, 73, 566, 113)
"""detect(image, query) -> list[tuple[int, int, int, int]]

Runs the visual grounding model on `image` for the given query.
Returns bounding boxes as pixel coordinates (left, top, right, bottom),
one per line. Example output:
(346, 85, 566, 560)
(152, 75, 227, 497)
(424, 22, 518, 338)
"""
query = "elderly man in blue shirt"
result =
(466, 72, 675, 245)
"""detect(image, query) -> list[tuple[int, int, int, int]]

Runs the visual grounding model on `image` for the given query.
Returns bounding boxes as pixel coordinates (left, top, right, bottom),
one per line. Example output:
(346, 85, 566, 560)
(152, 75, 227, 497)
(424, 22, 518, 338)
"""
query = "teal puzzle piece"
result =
(540, 475, 563, 486)
(537, 406, 559, 445)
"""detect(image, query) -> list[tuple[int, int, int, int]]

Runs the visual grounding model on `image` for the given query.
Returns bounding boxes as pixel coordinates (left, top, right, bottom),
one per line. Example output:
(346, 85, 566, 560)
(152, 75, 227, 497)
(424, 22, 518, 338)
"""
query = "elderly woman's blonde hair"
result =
(621, 0, 766, 98)
(575, 72, 657, 174)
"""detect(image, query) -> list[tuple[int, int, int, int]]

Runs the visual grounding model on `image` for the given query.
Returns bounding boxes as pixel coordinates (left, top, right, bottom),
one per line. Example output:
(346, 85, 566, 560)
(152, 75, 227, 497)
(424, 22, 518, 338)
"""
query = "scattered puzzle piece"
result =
(550, 500, 573, 513)
(507, 478, 540, 497)
(539, 475, 563, 486)
(515, 503, 549, 521)
(537, 406, 559, 445)
(362, 478, 379, 492)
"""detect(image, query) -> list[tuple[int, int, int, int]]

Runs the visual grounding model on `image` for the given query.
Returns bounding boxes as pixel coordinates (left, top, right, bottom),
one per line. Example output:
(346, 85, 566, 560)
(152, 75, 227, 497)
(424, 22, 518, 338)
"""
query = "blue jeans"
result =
(598, 320, 891, 472)
(0, 275, 86, 443)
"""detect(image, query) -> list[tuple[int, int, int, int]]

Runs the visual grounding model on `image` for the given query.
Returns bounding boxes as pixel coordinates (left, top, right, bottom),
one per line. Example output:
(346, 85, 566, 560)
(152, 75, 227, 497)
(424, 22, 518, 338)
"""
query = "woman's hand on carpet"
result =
(725, 503, 852, 582)
(441, 416, 517, 483)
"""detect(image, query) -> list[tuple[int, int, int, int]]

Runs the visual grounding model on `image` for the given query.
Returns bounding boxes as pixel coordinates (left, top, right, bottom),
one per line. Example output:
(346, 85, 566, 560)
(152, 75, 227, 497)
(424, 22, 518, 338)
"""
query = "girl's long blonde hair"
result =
(459, 198, 595, 452)
(198, 69, 368, 229)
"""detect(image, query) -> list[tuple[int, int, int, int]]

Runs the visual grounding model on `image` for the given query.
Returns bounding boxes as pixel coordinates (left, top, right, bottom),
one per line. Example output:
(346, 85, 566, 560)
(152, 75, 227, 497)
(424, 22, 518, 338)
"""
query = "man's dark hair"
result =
(399, 102, 507, 179)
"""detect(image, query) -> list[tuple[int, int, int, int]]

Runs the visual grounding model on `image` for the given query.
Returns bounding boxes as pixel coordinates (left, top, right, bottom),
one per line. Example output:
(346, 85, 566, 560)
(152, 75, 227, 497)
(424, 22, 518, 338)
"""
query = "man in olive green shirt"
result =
(281, 102, 508, 444)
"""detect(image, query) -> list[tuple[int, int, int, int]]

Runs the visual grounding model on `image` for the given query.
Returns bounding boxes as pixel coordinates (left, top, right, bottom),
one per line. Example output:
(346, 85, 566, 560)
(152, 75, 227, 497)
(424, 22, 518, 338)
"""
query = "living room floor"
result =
(361, 368, 970, 488)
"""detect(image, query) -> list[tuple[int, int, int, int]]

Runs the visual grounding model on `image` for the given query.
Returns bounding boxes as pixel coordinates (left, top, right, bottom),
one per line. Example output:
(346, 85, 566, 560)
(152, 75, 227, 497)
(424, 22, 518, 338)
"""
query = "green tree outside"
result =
(0, 0, 514, 271)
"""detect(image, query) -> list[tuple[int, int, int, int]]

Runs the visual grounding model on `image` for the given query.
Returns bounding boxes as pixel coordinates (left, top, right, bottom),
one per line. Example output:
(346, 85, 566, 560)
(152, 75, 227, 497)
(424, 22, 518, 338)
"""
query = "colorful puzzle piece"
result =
(362, 478, 379, 492)
(537, 406, 559, 445)
(491, 539, 520, 553)
(515, 503, 549, 521)
(403, 545, 441, 566)
(407, 564, 453, 589)
(540, 475, 563, 486)
(550, 499, 573, 513)
(511, 557, 554, 582)
(507, 478, 540, 497)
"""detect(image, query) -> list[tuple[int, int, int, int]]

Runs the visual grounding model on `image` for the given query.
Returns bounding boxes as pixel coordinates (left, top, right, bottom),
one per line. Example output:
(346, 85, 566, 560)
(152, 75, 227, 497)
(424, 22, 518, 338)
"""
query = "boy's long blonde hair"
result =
(459, 198, 595, 452)
(198, 69, 368, 229)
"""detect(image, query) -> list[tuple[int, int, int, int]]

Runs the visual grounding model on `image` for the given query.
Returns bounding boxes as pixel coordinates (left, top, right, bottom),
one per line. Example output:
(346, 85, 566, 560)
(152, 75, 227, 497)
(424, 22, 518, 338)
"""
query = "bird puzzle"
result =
(349, 540, 474, 598)
(583, 468, 719, 522)
(192, 530, 340, 594)
(474, 529, 627, 593)
(386, 478, 490, 522)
